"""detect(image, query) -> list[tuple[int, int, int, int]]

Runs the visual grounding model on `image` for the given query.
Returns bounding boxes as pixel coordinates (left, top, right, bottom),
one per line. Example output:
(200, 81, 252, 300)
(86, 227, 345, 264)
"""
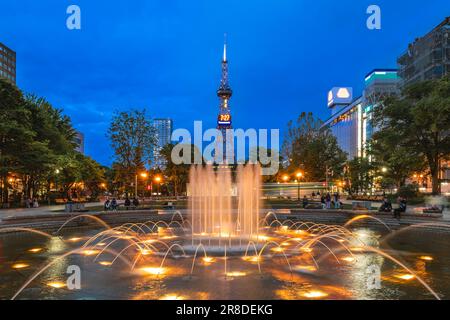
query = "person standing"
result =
(334, 193, 340, 209)
(325, 193, 331, 209)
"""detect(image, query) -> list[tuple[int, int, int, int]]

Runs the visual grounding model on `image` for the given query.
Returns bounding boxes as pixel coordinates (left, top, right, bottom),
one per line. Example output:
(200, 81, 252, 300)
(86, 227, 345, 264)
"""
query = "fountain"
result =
(186, 165, 261, 252)
(0, 164, 448, 300)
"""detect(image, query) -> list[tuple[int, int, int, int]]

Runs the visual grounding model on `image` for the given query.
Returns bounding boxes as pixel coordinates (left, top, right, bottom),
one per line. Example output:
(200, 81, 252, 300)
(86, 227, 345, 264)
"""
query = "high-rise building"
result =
(398, 17, 450, 193)
(0, 42, 16, 84)
(215, 38, 234, 164)
(74, 131, 85, 154)
(361, 69, 400, 157)
(398, 17, 450, 88)
(151, 118, 173, 169)
(321, 69, 400, 159)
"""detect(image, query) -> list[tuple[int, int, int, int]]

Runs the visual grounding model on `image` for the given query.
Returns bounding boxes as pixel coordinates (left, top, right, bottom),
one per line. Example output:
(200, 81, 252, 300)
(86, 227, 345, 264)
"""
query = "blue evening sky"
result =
(1, 0, 449, 165)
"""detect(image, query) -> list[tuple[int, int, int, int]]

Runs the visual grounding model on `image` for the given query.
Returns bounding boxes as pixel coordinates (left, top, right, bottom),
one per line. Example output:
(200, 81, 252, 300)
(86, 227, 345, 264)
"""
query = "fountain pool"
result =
(0, 165, 449, 300)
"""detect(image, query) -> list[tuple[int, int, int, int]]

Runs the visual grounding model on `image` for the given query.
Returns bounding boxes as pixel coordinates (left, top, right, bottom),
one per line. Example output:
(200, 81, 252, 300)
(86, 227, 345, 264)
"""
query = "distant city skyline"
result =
(1, 1, 449, 165)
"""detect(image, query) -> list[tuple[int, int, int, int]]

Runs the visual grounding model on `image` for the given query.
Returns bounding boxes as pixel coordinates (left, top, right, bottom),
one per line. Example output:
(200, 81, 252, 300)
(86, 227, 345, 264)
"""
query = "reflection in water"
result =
(0, 211, 449, 299)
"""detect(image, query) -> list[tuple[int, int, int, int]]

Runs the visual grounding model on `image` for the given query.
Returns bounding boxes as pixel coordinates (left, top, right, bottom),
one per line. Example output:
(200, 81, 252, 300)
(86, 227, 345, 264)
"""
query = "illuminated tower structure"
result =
(215, 38, 234, 164)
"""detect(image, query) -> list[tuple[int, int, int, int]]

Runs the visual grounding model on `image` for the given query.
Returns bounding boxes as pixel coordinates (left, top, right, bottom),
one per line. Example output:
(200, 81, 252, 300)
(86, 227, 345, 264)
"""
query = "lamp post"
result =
(296, 172, 303, 201)
(154, 176, 162, 198)
(135, 172, 148, 198)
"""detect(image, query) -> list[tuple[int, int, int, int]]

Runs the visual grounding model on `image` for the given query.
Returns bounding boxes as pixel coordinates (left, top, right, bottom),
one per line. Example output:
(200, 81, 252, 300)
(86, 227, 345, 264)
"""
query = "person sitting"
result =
(104, 199, 110, 211)
(110, 198, 118, 211)
(124, 197, 131, 210)
(393, 197, 407, 219)
(378, 198, 392, 213)
(302, 195, 308, 209)
(132, 197, 139, 208)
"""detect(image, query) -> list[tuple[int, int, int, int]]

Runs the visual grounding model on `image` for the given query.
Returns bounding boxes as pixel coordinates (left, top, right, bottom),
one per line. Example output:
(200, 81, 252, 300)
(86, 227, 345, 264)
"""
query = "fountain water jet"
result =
(187, 164, 261, 253)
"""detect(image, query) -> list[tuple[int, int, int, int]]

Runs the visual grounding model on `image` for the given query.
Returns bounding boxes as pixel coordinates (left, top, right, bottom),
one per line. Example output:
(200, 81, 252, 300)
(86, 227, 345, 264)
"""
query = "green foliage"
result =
(107, 109, 156, 195)
(344, 157, 375, 194)
(397, 184, 419, 199)
(372, 77, 450, 194)
(283, 112, 347, 181)
(159, 143, 202, 196)
(0, 78, 105, 205)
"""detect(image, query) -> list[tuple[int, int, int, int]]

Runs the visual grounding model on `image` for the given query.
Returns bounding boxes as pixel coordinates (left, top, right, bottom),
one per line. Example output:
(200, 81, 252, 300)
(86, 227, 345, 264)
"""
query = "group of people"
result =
(307, 191, 343, 209)
(25, 198, 39, 208)
(379, 196, 407, 219)
(104, 197, 140, 211)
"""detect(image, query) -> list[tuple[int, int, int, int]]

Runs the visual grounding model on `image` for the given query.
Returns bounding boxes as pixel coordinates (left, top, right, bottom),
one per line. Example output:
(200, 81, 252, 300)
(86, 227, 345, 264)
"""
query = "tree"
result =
(107, 109, 156, 195)
(20, 95, 78, 200)
(369, 132, 424, 190)
(0, 79, 35, 205)
(159, 143, 202, 196)
(344, 157, 375, 194)
(283, 112, 347, 181)
(372, 77, 450, 194)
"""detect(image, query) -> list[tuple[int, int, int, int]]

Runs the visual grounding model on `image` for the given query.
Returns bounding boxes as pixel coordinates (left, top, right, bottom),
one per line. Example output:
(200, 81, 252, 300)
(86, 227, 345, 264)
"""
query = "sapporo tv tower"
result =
(215, 35, 234, 165)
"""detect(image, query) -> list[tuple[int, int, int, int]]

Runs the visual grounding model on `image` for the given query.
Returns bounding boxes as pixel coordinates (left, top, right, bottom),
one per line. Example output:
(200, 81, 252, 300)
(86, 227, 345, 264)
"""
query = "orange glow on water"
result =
(395, 274, 415, 281)
(12, 263, 29, 269)
(28, 248, 42, 253)
(419, 256, 433, 261)
(202, 257, 215, 264)
(303, 290, 328, 298)
(47, 281, 66, 289)
(242, 256, 260, 263)
(226, 271, 247, 277)
(341, 256, 355, 262)
(140, 267, 166, 275)
(295, 265, 317, 272)
(81, 249, 100, 256)
(99, 261, 112, 266)
(159, 294, 186, 300)
(68, 237, 82, 242)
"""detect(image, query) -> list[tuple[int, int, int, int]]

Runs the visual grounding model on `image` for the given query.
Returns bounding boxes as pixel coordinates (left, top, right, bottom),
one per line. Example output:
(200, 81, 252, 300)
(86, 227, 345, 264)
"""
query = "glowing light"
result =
(68, 237, 82, 242)
(395, 274, 415, 281)
(81, 249, 100, 256)
(202, 257, 215, 264)
(301, 247, 313, 253)
(47, 281, 66, 289)
(303, 290, 328, 299)
(341, 256, 355, 262)
(281, 242, 291, 246)
(295, 265, 317, 272)
(97, 242, 106, 246)
(159, 294, 185, 300)
(28, 248, 42, 253)
(242, 256, 260, 263)
(226, 272, 247, 277)
(12, 263, 29, 269)
(99, 261, 112, 266)
(419, 256, 433, 261)
(337, 88, 351, 99)
(140, 249, 152, 256)
(140, 267, 166, 275)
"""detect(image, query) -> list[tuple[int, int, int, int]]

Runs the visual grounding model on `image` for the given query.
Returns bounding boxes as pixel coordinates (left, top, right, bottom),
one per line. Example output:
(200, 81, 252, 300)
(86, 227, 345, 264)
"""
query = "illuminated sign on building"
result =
(364, 69, 398, 86)
(327, 87, 353, 108)
(218, 114, 231, 126)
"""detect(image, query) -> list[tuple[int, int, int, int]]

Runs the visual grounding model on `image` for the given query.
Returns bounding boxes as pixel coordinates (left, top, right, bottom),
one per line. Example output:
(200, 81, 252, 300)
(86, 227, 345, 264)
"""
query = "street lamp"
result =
(154, 176, 162, 197)
(381, 167, 388, 173)
(296, 172, 303, 201)
(135, 172, 148, 198)
(282, 175, 289, 183)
